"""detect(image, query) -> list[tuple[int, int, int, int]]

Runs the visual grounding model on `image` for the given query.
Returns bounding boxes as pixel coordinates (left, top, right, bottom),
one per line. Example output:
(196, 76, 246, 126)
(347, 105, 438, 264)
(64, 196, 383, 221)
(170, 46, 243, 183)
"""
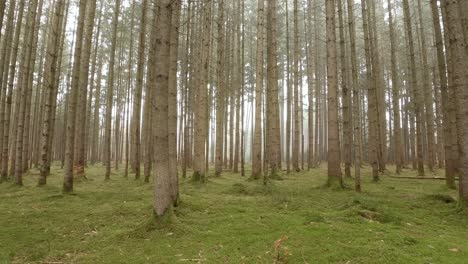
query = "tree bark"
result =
(338, 0, 351, 178)
(63, 0, 87, 192)
(403, 0, 425, 177)
(14, 0, 39, 185)
(387, 0, 403, 174)
(292, 0, 300, 173)
(132, 0, 148, 180)
(152, 0, 177, 217)
(39, 0, 65, 185)
(104, 0, 121, 180)
(362, 0, 378, 181)
(431, 0, 456, 188)
(266, 0, 281, 182)
(442, 0, 468, 204)
(168, 0, 181, 204)
(347, 0, 361, 191)
(192, 0, 212, 182)
(75, 0, 97, 175)
(326, 0, 342, 187)
(0, 0, 16, 180)
(215, 0, 226, 177)
(252, 0, 264, 179)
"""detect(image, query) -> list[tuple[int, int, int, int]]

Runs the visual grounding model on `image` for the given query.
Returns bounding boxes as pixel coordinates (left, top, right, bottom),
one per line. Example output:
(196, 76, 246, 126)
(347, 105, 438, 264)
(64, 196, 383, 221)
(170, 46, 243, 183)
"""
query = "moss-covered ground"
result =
(1, 164, 467, 263)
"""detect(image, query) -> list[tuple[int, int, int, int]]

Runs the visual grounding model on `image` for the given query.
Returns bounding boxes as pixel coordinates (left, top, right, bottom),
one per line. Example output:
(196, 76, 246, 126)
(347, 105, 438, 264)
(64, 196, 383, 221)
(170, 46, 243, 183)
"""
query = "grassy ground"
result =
(0, 164, 467, 263)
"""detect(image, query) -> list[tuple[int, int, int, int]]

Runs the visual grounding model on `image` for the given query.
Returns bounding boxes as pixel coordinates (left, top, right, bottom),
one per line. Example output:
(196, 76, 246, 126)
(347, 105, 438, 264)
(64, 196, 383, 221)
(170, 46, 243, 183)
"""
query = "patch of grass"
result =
(227, 183, 251, 195)
(303, 212, 326, 224)
(0, 164, 467, 263)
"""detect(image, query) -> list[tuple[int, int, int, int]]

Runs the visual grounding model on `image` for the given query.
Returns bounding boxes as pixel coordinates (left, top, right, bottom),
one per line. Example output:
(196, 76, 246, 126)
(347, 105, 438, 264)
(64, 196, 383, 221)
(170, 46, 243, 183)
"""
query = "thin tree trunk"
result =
(252, 0, 264, 179)
(347, 0, 361, 191)
(63, 0, 87, 192)
(292, 0, 300, 172)
(143, 6, 158, 183)
(430, 0, 455, 188)
(362, 0, 378, 181)
(338, 0, 351, 178)
(39, 0, 65, 185)
(75, 0, 96, 175)
(132, 0, 148, 180)
(182, 0, 193, 178)
(215, 0, 226, 177)
(192, 0, 212, 182)
(403, 0, 424, 176)
(104, 0, 121, 180)
(388, 0, 403, 174)
(417, 0, 436, 172)
(326, 0, 342, 187)
(266, 0, 281, 182)
(168, 0, 181, 204)
(14, 0, 39, 185)
(0, 0, 17, 181)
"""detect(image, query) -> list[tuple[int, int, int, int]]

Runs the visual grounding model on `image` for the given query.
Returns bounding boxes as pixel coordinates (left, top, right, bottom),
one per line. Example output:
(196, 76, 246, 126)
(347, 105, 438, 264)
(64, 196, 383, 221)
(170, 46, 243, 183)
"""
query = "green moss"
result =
(0, 164, 467, 263)
(191, 171, 206, 183)
(327, 174, 344, 189)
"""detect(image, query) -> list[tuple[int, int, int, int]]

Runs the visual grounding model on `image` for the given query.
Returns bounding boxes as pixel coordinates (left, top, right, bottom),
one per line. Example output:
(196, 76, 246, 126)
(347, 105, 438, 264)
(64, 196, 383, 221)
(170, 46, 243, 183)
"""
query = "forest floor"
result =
(1, 164, 468, 263)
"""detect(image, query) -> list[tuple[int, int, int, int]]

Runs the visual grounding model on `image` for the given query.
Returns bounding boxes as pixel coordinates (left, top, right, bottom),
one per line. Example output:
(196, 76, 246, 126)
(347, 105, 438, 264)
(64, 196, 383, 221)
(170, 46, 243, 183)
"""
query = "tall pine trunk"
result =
(326, 0, 342, 187)
(192, 0, 212, 182)
(39, 0, 65, 185)
(131, 0, 148, 180)
(388, 0, 403, 174)
(266, 0, 281, 182)
(347, 0, 362, 191)
(215, 0, 226, 177)
(63, 0, 87, 192)
(104, 0, 121, 180)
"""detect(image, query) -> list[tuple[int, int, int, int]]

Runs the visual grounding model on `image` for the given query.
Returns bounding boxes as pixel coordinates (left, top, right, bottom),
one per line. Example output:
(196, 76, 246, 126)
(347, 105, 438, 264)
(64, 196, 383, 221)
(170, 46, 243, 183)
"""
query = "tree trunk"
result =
(153, 0, 173, 217)
(75, 0, 97, 176)
(338, 0, 351, 178)
(266, 0, 281, 182)
(347, 0, 361, 191)
(442, 0, 468, 204)
(39, 0, 65, 185)
(431, 0, 456, 188)
(104, 0, 121, 180)
(14, 0, 39, 185)
(387, 0, 403, 174)
(313, 0, 321, 167)
(292, 0, 300, 173)
(252, 0, 264, 179)
(182, 0, 192, 178)
(403, 0, 424, 176)
(63, 0, 87, 192)
(215, 0, 226, 177)
(192, 0, 212, 182)
(362, 0, 378, 181)
(417, 0, 436, 172)
(0, 0, 16, 182)
(143, 5, 159, 183)
(168, 0, 181, 204)
(132, 0, 148, 180)
(326, 0, 342, 187)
